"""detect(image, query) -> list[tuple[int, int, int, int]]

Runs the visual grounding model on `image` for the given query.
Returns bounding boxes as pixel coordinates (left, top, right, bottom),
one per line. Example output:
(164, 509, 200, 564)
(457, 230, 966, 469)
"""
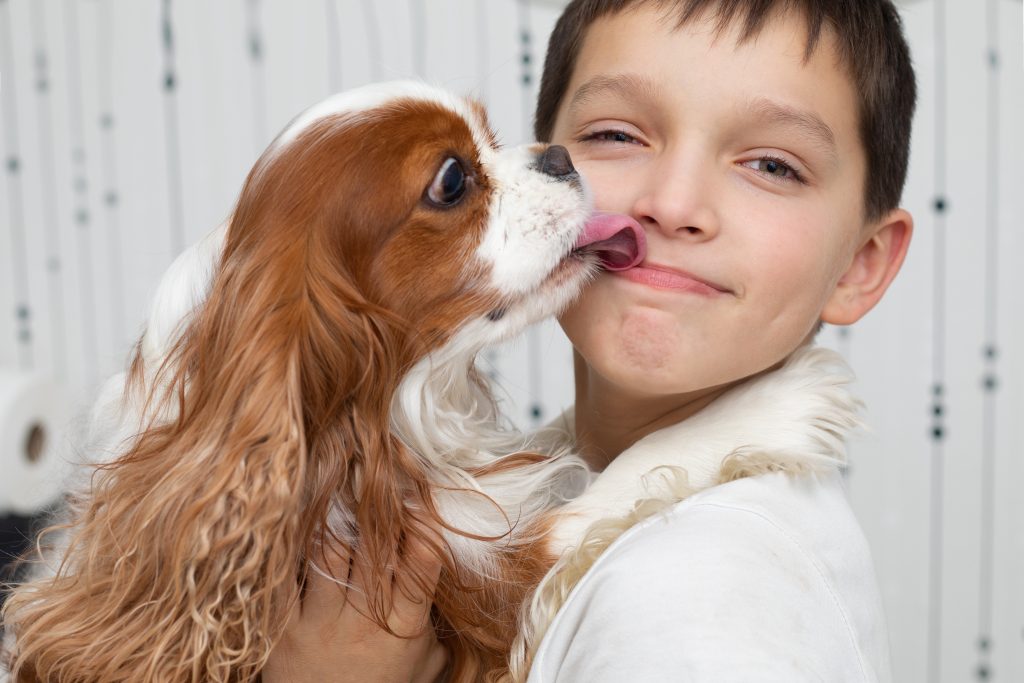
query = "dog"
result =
(0, 81, 646, 682)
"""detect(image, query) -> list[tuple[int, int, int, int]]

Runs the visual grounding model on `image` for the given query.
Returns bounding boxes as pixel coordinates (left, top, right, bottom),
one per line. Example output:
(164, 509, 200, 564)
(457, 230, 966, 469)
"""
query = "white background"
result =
(0, 0, 1021, 680)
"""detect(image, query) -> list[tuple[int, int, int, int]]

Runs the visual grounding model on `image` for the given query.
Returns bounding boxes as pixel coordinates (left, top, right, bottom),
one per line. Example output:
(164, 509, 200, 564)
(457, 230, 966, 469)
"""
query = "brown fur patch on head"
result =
(238, 97, 504, 356)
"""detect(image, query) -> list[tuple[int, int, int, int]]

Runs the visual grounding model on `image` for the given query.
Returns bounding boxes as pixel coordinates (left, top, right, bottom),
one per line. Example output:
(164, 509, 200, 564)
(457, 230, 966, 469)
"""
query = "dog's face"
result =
(234, 81, 622, 357)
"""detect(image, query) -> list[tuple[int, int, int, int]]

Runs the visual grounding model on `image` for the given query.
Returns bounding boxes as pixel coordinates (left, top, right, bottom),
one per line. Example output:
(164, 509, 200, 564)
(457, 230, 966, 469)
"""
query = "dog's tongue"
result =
(574, 213, 646, 271)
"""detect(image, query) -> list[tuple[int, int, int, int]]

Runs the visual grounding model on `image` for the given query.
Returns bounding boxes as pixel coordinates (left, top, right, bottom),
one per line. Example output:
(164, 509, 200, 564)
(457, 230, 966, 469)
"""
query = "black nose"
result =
(538, 145, 576, 178)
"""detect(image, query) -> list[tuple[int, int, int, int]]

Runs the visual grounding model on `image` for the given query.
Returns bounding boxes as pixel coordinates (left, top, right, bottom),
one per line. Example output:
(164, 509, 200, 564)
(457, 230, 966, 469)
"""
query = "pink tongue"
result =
(574, 213, 647, 271)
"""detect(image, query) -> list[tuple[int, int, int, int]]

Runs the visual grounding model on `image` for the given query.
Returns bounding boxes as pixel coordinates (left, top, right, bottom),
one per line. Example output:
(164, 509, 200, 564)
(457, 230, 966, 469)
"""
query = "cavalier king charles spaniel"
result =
(1, 81, 644, 682)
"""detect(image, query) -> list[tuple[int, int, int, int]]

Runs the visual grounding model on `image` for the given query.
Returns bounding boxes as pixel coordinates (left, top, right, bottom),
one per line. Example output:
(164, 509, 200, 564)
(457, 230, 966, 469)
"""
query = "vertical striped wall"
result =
(0, 1, 1020, 679)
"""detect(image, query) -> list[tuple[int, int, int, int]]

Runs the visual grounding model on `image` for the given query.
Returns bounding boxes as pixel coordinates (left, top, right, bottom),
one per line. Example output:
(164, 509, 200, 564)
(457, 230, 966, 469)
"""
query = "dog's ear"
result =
(2, 202, 445, 681)
(3, 225, 321, 680)
(298, 244, 451, 637)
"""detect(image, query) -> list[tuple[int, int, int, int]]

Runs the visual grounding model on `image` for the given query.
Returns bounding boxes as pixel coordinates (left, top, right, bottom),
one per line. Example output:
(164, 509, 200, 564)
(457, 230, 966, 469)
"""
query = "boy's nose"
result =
(634, 160, 719, 241)
(537, 145, 577, 178)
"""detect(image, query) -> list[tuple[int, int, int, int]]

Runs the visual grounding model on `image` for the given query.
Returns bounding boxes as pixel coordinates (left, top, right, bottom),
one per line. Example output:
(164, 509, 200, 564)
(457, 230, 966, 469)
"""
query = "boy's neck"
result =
(571, 352, 789, 472)
(570, 352, 732, 471)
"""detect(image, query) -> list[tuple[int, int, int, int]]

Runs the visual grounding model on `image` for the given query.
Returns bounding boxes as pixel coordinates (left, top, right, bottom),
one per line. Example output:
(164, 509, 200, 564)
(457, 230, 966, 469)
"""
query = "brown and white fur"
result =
(1, 81, 641, 683)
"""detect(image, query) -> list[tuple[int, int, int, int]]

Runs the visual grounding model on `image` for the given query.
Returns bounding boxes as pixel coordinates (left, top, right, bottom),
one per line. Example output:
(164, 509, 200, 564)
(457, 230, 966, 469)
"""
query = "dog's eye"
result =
(426, 157, 467, 207)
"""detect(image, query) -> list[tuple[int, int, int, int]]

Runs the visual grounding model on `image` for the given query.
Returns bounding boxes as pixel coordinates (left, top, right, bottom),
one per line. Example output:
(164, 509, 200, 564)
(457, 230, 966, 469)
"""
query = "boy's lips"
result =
(573, 212, 647, 270)
(615, 262, 732, 295)
(571, 214, 729, 295)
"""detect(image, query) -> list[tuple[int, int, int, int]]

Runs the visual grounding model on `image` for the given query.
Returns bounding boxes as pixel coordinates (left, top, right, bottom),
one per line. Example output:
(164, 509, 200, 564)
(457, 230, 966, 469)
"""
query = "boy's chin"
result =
(558, 283, 822, 397)
(584, 331, 818, 401)
(572, 334, 753, 399)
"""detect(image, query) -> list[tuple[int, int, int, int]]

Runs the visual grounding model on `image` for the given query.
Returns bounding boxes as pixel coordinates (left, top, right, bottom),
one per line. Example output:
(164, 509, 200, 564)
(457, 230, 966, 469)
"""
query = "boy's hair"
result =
(535, 0, 917, 221)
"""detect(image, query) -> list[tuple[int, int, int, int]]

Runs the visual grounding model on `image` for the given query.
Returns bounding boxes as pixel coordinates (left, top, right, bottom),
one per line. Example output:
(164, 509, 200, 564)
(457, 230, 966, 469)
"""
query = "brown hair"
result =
(535, 0, 917, 221)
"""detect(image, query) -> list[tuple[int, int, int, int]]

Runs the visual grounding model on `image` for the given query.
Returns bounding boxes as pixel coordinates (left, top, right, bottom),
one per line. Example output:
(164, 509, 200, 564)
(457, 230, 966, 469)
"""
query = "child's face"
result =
(552, 5, 905, 397)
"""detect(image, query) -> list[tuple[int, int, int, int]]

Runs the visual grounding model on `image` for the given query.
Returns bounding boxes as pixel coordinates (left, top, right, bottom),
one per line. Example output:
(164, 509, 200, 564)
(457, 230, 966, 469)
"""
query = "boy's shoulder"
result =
(532, 471, 893, 683)
(615, 469, 871, 577)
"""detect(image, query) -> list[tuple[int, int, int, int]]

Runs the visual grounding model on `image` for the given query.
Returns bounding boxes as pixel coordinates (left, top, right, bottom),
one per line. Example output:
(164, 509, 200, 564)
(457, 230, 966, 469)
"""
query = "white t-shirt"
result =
(528, 469, 891, 682)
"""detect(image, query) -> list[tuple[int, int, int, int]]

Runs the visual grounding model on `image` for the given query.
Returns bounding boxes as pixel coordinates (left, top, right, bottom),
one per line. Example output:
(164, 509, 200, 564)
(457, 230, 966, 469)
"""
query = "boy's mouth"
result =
(572, 213, 647, 270)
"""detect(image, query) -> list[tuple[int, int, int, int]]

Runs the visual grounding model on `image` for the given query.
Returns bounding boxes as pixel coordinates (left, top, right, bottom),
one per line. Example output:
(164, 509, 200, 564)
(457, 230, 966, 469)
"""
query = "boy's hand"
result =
(263, 533, 447, 683)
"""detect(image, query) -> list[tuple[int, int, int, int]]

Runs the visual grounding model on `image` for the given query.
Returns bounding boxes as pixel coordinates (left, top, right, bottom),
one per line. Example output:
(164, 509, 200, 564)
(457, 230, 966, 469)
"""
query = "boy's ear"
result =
(821, 208, 913, 326)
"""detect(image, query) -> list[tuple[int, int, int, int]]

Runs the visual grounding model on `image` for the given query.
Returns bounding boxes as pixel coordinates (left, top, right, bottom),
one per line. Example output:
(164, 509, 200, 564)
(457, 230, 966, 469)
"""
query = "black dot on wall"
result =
(982, 375, 998, 392)
(165, 72, 176, 91)
(105, 190, 118, 206)
(984, 345, 997, 360)
(15, 305, 29, 320)
(978, 636, 990, 651)
(988, 49, 999, 68)
(933, 196, 947, 213)
(932, 404, 943, 417)
(976, 664, 990, 680)
(521, 52, 531, 65)
(931, 426, 944, 441)
(521, 74, 532, 86)
(932, 383, 944, 397)
(531, 404, 543, 420)
(250, 37, 262, 61)
(6, 157, 18, 173)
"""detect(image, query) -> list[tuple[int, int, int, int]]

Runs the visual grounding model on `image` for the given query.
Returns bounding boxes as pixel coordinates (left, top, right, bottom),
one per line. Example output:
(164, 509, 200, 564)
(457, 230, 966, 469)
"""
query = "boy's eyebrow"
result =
(745, 97, 838, 161)
(567, 73, 660, 114)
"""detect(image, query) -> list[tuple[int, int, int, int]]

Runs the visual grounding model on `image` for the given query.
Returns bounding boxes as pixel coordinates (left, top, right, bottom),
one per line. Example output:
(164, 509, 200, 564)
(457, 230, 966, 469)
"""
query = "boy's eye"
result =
(759, 159, 788, 176)
(579, 129, 640, 145)
(743, 156, 805, 184)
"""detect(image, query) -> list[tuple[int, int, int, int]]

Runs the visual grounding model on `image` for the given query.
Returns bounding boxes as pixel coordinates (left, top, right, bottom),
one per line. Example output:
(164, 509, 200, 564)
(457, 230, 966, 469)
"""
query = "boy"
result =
(265, 1, 915, 680)
(520, 2, 913, 680)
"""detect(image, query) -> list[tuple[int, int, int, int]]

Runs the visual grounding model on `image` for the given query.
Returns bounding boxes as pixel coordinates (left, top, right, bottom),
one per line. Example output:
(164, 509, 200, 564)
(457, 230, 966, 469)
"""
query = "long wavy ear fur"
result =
(2, 226, 315, 681)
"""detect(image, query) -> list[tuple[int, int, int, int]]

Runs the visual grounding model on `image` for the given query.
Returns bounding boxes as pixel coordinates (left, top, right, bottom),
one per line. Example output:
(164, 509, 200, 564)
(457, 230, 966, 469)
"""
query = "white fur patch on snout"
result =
(475, 144, 592, 297)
